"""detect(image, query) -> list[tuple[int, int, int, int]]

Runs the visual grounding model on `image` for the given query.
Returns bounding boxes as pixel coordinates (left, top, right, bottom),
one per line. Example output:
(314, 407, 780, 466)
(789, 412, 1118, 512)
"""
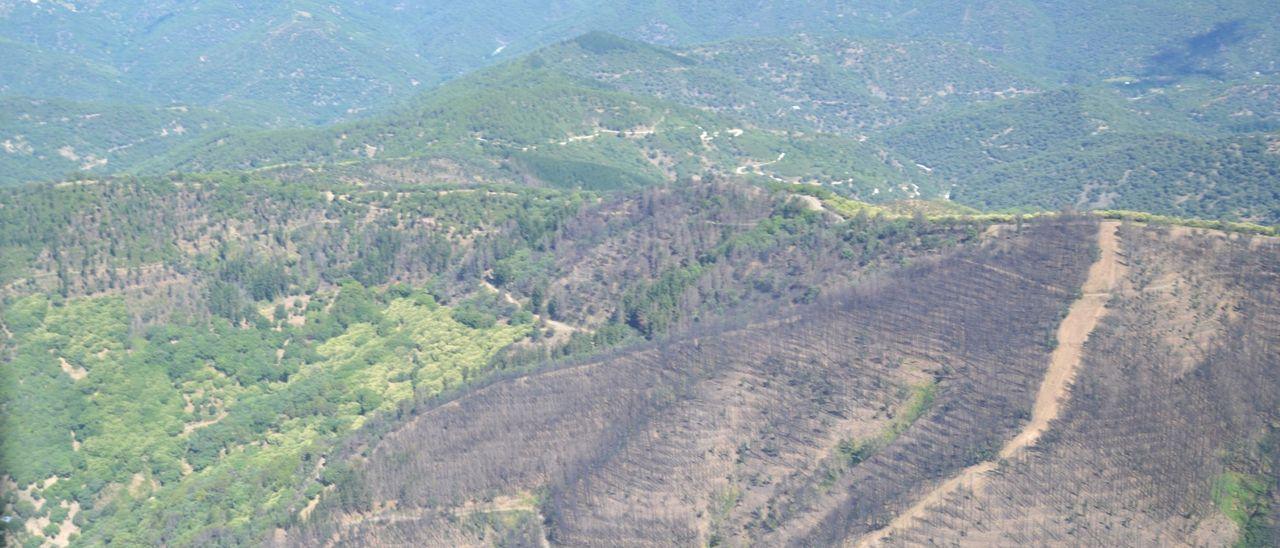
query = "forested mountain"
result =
(3, 0, 1277, 192)
(4, 0, 1275, 115)
(130, 32, 1280, 222)
(5, 26, 1275, 220)
(3, 1, 1278, 221)
(0, 98, 251, 186)
(143, 38, 938, 200)
(2, 3, 1280, 548)
(884, 90, 1280, 222)
(534, 32, 1045, 135)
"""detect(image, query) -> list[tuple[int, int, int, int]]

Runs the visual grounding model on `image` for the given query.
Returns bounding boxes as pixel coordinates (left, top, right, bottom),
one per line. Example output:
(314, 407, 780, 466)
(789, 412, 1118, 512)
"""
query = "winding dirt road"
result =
(854, 221, 1125, 547)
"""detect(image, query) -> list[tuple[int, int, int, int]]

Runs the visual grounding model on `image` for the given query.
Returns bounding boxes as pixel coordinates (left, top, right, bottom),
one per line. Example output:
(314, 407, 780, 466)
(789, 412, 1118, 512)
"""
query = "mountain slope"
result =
(881, 223, 1280, 546)
(4, 1, 1275, 123)
(0, 37, 137, 103)
(0, 2, 435, 122)
(957, 132, 1280, 223)
(884, 89, 1280, 222)
(250, 219, 1280, 547)
(3, 4, 1280, 547)
(143, 33, 1280, 222)
(0, 97, 247, 185)
(0, 175, 978, 546)
(539, 32, 1045, 135)
(145, 49, 938, 199)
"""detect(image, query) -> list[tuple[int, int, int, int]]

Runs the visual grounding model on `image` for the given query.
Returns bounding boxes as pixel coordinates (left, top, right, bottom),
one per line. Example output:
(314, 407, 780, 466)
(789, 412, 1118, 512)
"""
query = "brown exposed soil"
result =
(1008, 221, 1123, 452)
(182, 408, 229, 436)
(58, 356, 87, 381)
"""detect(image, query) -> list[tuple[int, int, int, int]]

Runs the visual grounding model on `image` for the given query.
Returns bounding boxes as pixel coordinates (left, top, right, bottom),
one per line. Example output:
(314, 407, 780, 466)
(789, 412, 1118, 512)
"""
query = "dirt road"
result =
(854, 221, 1125, 547)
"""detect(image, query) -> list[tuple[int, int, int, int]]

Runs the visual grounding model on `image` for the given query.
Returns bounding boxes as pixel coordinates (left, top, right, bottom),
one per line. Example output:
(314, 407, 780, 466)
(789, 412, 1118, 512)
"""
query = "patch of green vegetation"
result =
(822, 380, 937, 489)
(1, 282, 527, 546)
(880, 200, 983, 218)
(1213, 471, 1272, 547)
(572, 31, 693, 65)
(779, 185, 889, 220)
(707, 486, 743, 547)
(793, 184, 1280, 239)
(1095, 210, 1280, 237)
(512, 148, 663, 191)
(892, 381, 938, 436)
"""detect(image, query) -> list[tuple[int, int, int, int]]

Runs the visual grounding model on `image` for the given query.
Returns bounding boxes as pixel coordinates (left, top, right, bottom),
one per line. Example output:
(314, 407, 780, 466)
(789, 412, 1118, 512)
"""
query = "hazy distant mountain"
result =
(2, 1, 1274, 122)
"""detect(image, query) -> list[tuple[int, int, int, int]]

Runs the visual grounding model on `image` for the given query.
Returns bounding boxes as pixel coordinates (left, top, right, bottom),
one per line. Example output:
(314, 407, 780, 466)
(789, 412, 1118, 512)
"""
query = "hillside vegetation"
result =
(6, 174, 1273, 547)
(0, 97, 249, 186)
(1, 3, 1279, 547)
(2, 2, 1277, 224)
(129, 31, 1280, 223)
(0, 176, 985, 545)
(526, 32, 1042, 135)
(143, 54, 937, 200)
(884, 90, 1280, 223)
(4, 1, 1275, 119)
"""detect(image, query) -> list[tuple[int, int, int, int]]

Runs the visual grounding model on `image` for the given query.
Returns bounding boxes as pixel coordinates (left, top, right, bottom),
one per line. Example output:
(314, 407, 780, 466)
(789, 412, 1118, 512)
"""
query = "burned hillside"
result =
(876, 225, 1280, 546)
(280, 220, 1099, 546)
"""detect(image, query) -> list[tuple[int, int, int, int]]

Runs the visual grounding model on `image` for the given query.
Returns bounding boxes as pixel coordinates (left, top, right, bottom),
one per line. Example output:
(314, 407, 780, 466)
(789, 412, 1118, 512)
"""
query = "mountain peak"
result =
(566, 30, 694, 65)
